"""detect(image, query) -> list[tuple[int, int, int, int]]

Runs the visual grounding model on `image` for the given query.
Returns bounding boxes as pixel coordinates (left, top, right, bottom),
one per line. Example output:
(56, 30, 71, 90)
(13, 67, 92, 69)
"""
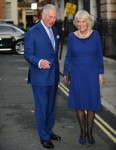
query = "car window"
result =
(12, 27, 22, 34)
(12, 24, 27, 32)
(0, 26, 15, 34)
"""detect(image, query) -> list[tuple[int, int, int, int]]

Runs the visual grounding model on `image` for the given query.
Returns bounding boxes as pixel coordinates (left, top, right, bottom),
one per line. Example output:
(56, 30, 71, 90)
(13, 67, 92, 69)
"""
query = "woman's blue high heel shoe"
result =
(79, 135, 86, 145)
(87, 133, 95, 144)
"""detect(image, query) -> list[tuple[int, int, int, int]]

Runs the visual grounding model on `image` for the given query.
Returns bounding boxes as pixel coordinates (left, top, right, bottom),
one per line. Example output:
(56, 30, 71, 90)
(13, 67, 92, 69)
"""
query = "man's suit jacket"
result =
(24, 22, 59, 86)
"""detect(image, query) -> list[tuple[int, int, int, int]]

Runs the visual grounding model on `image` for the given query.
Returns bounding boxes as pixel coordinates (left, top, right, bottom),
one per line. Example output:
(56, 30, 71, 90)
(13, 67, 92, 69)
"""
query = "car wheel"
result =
(15, 40, 24, 55)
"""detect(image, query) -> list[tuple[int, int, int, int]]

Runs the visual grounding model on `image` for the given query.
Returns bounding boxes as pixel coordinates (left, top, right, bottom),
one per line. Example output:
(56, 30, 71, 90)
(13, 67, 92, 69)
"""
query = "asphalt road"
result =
(0, 53, 115, 150)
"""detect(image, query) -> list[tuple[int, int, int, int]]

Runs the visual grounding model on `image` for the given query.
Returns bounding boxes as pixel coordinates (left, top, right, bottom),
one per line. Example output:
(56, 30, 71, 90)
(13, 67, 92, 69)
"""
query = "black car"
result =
(0, 23, 26, 55)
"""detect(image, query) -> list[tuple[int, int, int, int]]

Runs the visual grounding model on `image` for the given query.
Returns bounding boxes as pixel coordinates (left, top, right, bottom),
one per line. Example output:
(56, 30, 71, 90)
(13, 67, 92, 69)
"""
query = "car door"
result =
(0, 25, 15, 49)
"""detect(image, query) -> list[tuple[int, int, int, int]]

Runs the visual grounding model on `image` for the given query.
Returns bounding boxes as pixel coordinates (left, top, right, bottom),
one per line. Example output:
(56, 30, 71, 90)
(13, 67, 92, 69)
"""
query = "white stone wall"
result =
(51, 0, 64, 20)
(6, 0, 18, 24)
(77, 0, 84, 10)
(100, 0, 116, 19)
(90, 0, 97, 21)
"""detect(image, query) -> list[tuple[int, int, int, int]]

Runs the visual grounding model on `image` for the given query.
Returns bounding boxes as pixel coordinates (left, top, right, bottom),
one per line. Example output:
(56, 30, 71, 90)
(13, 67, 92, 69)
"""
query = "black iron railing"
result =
(94, 22, 116, 59)
(55, 19, 116, 60)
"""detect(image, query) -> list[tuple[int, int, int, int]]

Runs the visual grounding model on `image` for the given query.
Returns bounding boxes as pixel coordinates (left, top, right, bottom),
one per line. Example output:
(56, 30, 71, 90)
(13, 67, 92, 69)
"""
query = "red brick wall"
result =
(0, 0, 5, 19)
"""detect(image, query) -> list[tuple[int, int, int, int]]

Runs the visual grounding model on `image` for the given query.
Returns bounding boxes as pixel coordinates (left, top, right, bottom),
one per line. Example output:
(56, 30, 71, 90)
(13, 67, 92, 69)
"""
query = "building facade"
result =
(18, 0, 64, 28)
(0, 0, 5, 19)
(0, 0, 115, 57)
(0, 0, 18, 24)
(18, 0, 49, 28)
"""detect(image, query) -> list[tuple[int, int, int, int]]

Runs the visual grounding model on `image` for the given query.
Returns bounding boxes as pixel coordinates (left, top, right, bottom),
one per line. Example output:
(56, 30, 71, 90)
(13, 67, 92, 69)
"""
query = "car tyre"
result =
(14, 40, 24, 55)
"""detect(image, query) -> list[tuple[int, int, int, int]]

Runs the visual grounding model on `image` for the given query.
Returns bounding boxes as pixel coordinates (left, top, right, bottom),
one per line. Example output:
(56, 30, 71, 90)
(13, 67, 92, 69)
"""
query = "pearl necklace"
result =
(79, 30, 88, 38)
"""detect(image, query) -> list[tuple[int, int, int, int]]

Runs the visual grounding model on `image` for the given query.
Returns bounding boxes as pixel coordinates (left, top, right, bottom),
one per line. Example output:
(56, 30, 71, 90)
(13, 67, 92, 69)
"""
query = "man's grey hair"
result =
(42, 4, 57, 15)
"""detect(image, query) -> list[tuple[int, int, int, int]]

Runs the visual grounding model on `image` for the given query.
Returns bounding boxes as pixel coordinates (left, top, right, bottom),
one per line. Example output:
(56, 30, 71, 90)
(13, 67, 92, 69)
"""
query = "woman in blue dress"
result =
(63, 10, 104, 145)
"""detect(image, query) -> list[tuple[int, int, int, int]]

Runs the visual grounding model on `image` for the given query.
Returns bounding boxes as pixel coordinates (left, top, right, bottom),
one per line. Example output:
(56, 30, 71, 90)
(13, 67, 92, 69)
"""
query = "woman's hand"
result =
(64, 76, 70, 84)
(64, 76, 67, 82)
(99, 74, 104, 85)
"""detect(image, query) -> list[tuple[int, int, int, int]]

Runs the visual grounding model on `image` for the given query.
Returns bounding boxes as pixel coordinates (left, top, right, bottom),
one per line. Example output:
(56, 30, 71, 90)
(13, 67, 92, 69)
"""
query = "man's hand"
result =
(99, 74, 104, 85)
(40, 60, 51, 69)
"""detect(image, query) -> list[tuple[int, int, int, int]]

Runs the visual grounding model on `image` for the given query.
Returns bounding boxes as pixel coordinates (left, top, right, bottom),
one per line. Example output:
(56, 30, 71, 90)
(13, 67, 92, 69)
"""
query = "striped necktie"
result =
(48, 28, 55, 50)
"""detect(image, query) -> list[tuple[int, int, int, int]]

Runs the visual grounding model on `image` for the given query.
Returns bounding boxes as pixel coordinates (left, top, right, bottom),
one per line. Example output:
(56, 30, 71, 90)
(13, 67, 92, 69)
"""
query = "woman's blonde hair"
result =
(73, 10, 94, 30)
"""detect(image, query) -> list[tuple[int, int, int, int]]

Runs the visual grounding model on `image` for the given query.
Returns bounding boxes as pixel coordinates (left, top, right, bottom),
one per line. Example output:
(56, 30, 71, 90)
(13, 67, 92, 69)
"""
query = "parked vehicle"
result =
(0, 23, 26, 55)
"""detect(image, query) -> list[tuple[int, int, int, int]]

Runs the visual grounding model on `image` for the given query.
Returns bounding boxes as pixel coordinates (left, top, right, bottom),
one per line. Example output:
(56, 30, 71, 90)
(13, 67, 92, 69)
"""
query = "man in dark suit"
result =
(24, 4, 61, 149)
(32, 12, 41, 26)
(33, 15, 40, 25)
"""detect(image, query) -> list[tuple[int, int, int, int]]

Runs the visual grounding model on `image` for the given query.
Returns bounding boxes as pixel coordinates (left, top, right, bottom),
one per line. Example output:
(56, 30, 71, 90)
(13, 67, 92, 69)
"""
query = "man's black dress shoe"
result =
(50, 133, 61, 141)
(41, 140, 54, 149)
